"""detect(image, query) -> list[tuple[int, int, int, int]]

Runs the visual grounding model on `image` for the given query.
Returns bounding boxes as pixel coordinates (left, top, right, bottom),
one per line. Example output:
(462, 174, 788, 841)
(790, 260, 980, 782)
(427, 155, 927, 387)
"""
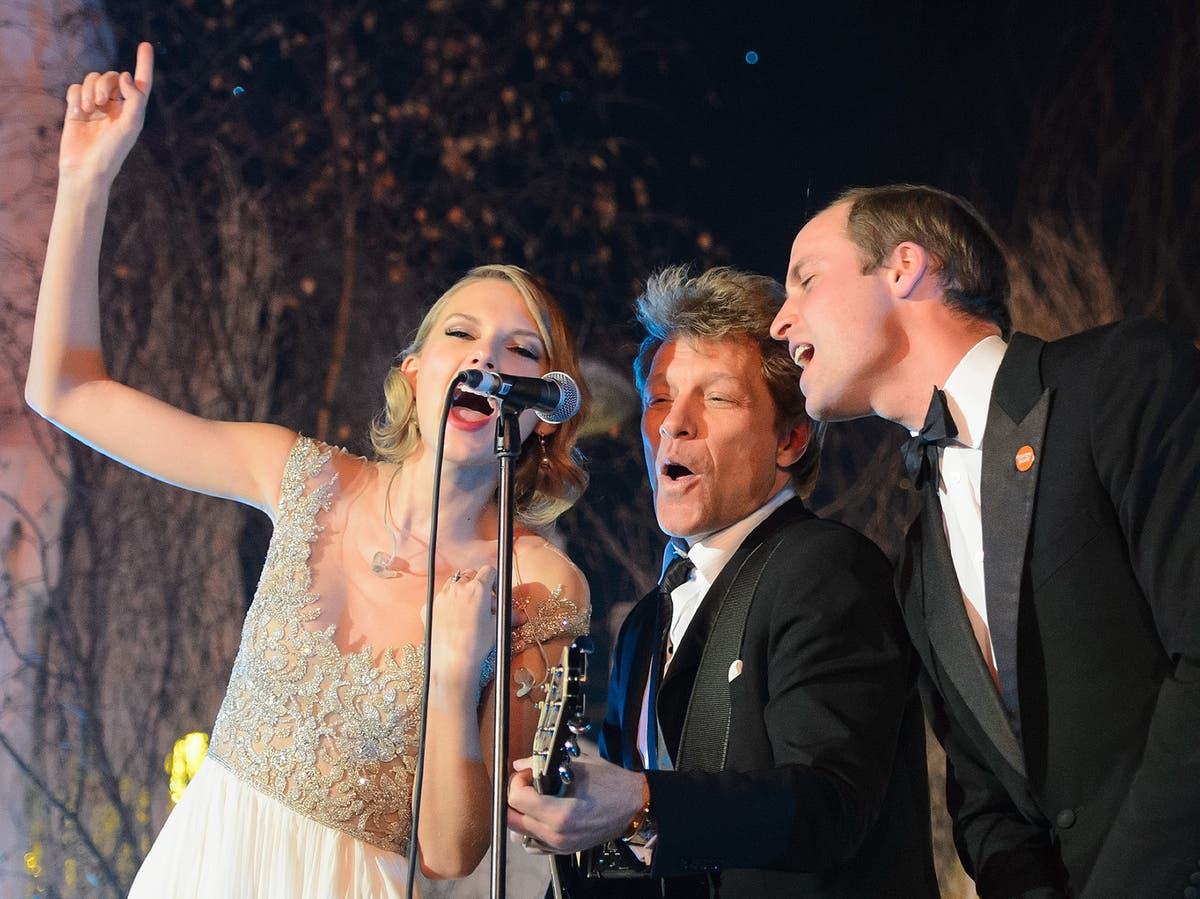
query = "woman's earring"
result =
(538, 433, 550, 469)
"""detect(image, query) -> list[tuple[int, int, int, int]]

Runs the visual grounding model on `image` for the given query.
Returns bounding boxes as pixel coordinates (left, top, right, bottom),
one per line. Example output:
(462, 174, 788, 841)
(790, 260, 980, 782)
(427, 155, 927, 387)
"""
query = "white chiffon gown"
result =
(128, 437, 588, 898)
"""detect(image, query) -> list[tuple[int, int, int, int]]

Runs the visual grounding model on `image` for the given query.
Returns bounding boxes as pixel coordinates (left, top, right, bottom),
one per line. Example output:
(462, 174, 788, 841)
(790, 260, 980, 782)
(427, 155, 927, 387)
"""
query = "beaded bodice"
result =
(207, 436, 588, 854)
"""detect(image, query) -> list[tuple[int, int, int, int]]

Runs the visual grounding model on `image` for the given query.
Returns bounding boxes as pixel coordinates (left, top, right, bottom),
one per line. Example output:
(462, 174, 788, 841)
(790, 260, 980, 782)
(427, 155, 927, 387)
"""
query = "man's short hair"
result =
(633, 265, 824, 498)
(835, 184, 1012, 337)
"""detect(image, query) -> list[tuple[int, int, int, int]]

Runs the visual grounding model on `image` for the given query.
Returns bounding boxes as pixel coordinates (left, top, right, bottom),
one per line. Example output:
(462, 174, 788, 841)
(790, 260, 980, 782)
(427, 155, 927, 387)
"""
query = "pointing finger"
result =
(133, 41, 154, 96)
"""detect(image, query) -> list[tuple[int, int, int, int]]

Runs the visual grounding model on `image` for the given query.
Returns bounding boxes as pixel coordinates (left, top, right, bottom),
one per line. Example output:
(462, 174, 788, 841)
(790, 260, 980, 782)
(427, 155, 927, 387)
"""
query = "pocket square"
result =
(728, 659, 743, 682)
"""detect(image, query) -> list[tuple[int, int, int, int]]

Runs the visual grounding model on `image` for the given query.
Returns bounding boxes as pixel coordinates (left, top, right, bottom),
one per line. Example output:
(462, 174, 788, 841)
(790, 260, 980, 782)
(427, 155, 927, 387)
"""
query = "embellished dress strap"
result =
(275, 434, 337, 523)
(480, 586, 590, 688)
(513, 585, 590, 654)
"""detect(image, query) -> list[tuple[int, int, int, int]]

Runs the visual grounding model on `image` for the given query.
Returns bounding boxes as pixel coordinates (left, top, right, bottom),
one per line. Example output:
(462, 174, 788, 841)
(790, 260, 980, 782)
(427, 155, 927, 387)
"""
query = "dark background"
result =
(646, 0, 982, 275)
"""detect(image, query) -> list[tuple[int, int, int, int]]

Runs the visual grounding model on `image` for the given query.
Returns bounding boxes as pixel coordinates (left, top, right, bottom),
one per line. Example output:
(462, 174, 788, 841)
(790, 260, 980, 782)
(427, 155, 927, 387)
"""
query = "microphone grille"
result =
(538, 371, 581, 423)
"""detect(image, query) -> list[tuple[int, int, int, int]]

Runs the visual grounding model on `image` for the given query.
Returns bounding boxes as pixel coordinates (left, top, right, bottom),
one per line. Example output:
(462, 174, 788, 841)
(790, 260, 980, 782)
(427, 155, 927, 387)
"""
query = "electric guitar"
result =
(530, 637, 593, 899)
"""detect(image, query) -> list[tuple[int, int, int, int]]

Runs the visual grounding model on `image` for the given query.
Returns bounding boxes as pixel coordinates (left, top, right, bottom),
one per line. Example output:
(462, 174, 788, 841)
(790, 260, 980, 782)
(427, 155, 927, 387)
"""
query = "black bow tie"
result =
(901, 387, 959, 489)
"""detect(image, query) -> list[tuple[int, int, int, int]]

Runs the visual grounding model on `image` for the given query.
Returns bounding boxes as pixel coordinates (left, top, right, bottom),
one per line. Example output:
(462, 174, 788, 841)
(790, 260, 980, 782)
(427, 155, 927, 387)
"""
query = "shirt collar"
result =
(940, 335, 1007, 449)
(662, 486, 796, 580)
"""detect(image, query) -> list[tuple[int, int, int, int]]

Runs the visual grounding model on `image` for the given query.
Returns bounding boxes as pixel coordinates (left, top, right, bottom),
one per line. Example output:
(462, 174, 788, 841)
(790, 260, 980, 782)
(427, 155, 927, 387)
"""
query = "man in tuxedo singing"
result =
(507, 265, 938, 897)
(769, 184, 1200, 898)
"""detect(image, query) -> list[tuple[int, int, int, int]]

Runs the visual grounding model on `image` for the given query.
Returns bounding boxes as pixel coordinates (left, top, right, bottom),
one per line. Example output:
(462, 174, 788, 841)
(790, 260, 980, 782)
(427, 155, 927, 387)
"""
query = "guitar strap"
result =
(675, 530, 787, 772)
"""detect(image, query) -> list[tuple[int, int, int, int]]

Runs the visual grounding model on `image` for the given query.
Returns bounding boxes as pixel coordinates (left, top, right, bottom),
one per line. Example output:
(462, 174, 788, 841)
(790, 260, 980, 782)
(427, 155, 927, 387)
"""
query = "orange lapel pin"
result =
(1015, 445, 1036, 472)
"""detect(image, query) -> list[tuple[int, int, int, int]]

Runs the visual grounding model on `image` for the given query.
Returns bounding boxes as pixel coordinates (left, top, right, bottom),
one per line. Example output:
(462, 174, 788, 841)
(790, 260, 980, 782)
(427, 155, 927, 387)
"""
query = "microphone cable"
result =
(405, 371, 468, 899)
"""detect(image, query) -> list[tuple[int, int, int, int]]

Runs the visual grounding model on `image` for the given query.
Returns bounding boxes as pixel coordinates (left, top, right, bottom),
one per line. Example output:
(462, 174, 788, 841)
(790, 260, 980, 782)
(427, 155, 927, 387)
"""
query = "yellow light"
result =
(23, 842, 42, 878)
(165, 731, 210, 805)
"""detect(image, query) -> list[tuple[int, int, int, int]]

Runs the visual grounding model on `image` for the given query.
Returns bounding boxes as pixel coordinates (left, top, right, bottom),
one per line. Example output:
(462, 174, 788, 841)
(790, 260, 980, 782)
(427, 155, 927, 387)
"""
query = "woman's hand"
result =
(60, 41, 154, 183)
(425, 565, 499, 692)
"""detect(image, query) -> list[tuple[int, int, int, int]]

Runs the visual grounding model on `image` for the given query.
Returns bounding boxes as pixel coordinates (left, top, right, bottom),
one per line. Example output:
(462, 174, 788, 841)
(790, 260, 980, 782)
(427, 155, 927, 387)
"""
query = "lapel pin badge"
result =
(1015, 444, 1036, 472)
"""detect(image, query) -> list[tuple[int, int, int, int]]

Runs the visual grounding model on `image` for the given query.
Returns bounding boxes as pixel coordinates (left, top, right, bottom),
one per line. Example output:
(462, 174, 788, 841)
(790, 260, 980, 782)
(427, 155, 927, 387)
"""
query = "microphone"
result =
(458, 370, 581, 423)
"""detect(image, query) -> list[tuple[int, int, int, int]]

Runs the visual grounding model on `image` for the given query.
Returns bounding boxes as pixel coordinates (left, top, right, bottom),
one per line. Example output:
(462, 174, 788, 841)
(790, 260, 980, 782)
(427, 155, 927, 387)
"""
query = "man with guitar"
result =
(508, 266, 939, 898)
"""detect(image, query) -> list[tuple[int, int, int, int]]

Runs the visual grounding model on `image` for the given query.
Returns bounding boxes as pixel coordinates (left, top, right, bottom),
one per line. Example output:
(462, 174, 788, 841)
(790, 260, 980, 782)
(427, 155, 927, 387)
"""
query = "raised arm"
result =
(27, 42, 293, 512)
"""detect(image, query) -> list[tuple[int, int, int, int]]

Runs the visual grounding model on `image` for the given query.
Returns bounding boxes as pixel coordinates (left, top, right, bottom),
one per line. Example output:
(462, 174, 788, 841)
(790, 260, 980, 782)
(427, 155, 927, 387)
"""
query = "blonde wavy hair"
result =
(370, 265, 589, 528)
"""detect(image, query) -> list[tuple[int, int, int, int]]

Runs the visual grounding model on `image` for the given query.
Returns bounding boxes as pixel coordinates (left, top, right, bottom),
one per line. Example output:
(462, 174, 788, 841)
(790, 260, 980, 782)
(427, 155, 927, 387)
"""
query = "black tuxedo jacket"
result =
(898, 320, 1200, 898)
(598, 498, 939, 898)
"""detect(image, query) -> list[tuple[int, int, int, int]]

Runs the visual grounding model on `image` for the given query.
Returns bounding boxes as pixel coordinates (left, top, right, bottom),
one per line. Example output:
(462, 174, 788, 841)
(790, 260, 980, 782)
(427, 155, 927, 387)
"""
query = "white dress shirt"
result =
(928, 335, 1007, 683)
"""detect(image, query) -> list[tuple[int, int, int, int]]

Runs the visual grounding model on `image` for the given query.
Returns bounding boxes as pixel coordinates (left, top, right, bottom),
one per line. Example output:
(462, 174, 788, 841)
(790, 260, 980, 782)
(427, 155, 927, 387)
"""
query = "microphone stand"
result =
(489, 403, 521, 899)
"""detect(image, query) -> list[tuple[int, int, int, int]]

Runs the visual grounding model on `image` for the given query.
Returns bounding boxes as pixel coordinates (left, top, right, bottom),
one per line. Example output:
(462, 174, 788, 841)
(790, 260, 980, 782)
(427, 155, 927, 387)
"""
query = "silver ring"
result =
(450, 569, 464, 583)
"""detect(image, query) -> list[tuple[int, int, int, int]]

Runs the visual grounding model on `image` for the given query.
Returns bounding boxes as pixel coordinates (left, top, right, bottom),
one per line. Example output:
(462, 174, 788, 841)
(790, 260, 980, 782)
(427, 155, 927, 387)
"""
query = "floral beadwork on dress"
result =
(207, 436, 588, 854)
(514, 586, 589, 653)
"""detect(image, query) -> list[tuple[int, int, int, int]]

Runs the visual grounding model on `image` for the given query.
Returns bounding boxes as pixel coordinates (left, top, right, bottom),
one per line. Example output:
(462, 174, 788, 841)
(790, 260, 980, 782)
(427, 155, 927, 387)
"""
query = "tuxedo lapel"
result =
(618, 591, 659, 770)
(915, 491, 1026, 777)
(656, 499, 813, 762)
(982, 334, 1051, 718)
